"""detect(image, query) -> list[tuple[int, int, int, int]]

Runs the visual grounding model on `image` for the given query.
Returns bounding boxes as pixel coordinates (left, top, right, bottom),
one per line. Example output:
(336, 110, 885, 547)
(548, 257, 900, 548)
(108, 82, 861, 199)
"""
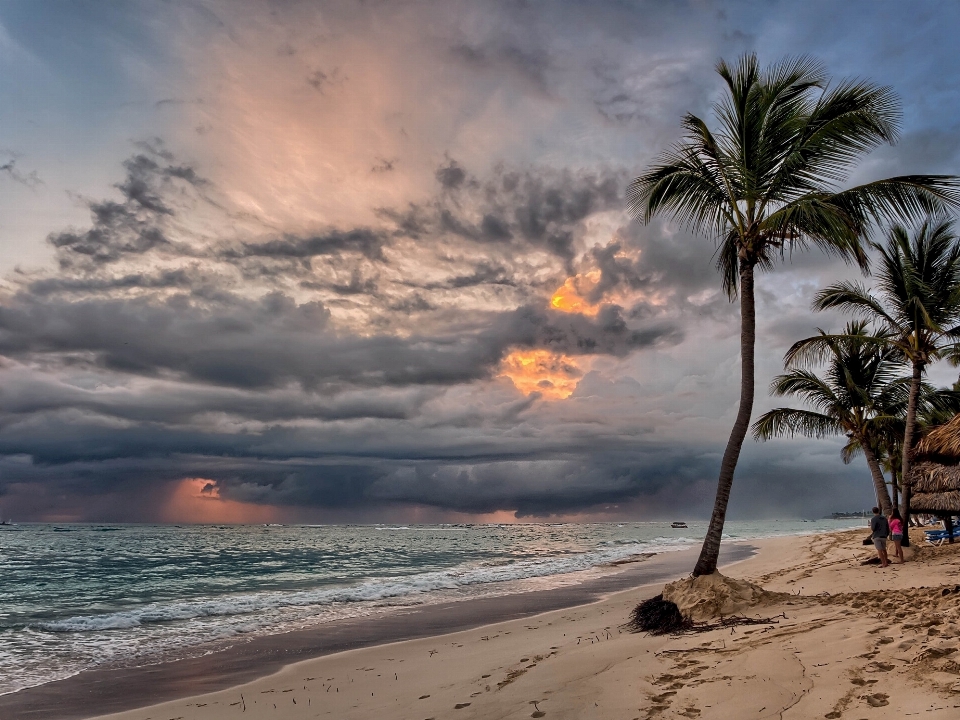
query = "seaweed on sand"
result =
(623, 594, 692, 635)
(624, 594, 785, 635)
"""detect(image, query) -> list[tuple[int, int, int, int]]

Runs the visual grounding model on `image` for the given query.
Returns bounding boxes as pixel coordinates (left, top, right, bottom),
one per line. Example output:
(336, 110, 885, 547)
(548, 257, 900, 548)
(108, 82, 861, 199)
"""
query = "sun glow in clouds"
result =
(498, 350, 583, 399)
(161, 478, 281, 524)
(549, 270, 602, 316)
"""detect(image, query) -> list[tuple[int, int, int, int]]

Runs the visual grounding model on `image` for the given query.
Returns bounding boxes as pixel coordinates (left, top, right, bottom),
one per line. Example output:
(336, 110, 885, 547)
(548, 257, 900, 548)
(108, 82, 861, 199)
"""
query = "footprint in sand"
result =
(454, 703, 471, 709)
(864, 693, 889, 707)
(650, 692, 677, 703)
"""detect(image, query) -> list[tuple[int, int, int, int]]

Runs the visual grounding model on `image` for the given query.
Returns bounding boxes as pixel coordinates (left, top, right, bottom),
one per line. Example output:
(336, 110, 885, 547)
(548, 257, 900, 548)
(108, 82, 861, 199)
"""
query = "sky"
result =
(1, 0, 960, 523)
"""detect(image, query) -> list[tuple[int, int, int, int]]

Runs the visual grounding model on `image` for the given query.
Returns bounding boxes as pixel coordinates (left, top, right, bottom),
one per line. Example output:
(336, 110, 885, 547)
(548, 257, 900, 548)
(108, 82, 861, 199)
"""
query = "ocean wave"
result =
(36, 539, 691, 634)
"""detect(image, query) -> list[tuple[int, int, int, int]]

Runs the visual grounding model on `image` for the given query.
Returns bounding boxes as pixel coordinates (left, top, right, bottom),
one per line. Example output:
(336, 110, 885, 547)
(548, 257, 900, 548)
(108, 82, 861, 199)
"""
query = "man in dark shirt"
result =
(870, 506, 890, 568)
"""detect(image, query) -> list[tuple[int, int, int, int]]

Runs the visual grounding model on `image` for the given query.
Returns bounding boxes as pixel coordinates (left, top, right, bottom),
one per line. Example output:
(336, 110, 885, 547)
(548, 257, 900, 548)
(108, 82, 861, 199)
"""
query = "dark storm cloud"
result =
(0, 290, 679, 390)
(435, 159, 467, 190)
(495, 304, 682, 357)
(584, 240, 653, 303)
(48, 149, 204, 266)
(0, 373, 434, 429)
(391, 162, 624, 264)
(0, 405, 868, 520)
(226, 228, 389, 263)
(6, 0, 957, 522)
(26, 268, 197, 296)
(301, 269, 380, 296)
(444, 262, 516, 289)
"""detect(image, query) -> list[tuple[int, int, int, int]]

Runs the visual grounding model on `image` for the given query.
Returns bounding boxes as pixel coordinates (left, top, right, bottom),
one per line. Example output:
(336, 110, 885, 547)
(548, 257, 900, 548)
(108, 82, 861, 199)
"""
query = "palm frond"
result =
(752, 408, 841, 440)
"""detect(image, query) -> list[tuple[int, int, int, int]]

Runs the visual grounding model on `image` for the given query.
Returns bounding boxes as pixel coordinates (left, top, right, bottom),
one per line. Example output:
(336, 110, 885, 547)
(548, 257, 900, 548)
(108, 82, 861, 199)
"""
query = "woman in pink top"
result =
(888, 510, 905, 563)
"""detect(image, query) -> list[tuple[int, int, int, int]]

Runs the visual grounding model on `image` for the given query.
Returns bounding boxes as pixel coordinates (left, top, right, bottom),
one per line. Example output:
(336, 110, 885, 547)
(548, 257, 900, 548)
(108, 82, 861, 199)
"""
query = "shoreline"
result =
(0, 543, 756, 720)
(68, 527, 960, 720)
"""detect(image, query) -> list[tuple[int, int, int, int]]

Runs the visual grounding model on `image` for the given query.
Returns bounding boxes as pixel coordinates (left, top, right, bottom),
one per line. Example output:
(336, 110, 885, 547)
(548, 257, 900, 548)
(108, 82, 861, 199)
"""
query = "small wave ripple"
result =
(37, 538, 685, 633)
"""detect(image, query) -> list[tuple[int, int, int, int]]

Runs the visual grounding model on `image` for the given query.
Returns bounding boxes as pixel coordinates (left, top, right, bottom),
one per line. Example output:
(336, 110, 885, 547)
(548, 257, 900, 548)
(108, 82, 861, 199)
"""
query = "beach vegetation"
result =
(628, 53, 960, 574)
(753, 320, 909, 514)
(812, 218, 960, 544)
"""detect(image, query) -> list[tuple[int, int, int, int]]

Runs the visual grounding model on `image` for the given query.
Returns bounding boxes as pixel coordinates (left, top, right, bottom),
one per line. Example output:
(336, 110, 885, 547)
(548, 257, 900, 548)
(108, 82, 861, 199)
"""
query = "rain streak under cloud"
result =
(1, 0, 960, 522)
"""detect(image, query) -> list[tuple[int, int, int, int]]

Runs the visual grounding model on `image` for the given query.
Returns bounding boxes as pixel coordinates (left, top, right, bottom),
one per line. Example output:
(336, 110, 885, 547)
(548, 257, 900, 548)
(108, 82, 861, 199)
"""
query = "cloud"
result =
(48, 147, 205, 267)
(5, 0, 951, 522)
(0, 158, 42, 188)
(227, 229, 389, 263)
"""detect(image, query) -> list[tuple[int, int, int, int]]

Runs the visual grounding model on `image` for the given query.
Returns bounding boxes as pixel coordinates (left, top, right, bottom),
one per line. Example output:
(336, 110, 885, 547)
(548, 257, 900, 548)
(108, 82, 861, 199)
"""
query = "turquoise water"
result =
(0, 519, 862, 695)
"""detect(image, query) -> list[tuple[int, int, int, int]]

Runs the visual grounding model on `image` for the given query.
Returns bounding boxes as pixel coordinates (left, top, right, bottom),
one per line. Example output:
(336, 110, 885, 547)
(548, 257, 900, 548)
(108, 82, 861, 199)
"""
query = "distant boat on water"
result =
(671, 521, 688, 529)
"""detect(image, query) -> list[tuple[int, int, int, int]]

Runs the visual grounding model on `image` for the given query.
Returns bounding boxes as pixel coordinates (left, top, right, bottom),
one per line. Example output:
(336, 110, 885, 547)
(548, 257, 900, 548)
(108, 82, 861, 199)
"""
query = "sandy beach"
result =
(9, 527, 960, 720)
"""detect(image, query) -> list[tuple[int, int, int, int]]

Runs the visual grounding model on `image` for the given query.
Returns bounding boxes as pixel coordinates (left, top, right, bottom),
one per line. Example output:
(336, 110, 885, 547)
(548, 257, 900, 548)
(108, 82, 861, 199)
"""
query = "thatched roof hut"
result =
(914, 413, 960, 464)
(909, 414, 960, 516)
(907, 461, 960, 513)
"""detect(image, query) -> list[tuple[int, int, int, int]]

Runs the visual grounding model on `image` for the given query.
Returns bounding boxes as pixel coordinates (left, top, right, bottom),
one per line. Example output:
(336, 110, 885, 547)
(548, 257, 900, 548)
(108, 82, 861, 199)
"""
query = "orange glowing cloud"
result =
(549, 270, 601, 316)
(160, 478, 281, 524)
(498, 350, 582, 399)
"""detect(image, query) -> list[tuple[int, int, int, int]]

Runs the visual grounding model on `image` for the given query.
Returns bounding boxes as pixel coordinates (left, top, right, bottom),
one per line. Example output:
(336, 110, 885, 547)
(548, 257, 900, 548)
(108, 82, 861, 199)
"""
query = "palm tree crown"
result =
(628, 54, 960, 296)
(628, 53, 960, 575)
(812, 218, 960, 543)
(812, 219, 960, 368)
(753, 321, 909, 512)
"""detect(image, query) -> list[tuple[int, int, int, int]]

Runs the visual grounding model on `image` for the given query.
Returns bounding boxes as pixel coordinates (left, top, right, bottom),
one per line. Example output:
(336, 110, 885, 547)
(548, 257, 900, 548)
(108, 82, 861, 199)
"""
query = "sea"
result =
(0, 519, 864, 697)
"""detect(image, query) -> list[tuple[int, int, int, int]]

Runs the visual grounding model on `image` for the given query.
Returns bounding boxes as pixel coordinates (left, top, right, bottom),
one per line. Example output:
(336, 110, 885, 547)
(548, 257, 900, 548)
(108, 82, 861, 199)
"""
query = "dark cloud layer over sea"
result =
(2, 0, 960, 521)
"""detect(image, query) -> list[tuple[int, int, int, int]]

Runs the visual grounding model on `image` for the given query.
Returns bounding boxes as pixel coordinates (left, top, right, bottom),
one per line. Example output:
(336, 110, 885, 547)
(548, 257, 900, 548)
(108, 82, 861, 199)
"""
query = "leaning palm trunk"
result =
(862, 443, 893, 514)
(900, 361, 924, 545)
(694, 262, 755, 576)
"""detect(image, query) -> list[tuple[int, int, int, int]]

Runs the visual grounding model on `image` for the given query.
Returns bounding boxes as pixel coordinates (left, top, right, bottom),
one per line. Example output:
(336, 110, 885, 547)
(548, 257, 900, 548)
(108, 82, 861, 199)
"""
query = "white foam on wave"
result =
(36, 538, 693, 634)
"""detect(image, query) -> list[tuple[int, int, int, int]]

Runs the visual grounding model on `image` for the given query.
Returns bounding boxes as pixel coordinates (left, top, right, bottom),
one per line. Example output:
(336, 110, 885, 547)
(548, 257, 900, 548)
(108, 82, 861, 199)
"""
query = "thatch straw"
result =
(907, 461, 960, 493)
(906, 460, 960, 513)
(915, 414, 960, 462)
(910, 490, 960, 513)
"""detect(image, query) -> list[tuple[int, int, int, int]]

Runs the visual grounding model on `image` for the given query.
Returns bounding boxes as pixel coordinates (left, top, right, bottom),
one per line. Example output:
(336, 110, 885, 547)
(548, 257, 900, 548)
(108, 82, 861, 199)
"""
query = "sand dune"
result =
(89, 529, 960, 720)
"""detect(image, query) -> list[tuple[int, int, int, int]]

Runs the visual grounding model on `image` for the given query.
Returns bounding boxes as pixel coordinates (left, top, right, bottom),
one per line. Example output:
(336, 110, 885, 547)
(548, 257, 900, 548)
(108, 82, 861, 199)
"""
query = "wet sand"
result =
(0, 544, 754, 720)
(70, 529, 960, 720)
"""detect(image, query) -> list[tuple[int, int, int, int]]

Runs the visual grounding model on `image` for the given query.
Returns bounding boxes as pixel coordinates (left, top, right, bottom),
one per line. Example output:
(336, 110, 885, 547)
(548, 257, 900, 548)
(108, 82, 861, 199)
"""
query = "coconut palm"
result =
(812, 219, 960, 545)
(628, 53, 960, 575)
(876, 425, 904, 509)
(855, 382, 960, 509)
(753, 322, 906, 513)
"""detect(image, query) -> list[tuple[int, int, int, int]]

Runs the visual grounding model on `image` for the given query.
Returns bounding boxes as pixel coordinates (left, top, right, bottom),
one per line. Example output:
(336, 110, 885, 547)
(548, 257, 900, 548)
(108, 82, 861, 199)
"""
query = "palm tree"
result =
(628, 53, 960, 575)
(859, 381, 960, 510)
(753, 321, 906, 513)
(813, 219, 960, 545)
(876, 425, 904, 510)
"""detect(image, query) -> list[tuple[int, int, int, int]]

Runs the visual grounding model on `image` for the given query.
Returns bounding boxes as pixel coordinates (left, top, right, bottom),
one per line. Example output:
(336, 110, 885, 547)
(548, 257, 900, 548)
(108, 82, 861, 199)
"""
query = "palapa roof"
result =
(914, 413, 960, 463)
(907, 461, 960, 514)
(906, 414, 960, 513)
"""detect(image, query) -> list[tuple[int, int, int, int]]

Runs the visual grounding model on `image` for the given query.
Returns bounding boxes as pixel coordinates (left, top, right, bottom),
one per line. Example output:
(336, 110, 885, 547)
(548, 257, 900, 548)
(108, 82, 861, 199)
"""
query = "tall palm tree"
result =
(876, 425, 904, 510)
(753, 322, 906, 513)
(812, 219, 960, 545)
(628, 53, 960, 575)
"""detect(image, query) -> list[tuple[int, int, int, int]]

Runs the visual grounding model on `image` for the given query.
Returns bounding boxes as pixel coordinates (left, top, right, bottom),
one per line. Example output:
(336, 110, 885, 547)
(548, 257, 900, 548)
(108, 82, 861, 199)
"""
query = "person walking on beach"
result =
(871, 507, 890, 568)
(888, 509, 905, 563)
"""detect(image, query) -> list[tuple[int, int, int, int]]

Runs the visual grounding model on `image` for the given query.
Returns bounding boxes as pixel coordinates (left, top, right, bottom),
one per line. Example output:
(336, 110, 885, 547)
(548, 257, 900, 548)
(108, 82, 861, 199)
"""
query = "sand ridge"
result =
(84, 529, 960, 719)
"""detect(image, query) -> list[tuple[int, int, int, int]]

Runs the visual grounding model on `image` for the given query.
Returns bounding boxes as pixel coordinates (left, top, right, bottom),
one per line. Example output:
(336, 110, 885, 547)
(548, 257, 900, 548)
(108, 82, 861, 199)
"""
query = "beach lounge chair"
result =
(924, 529, 954, 546)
